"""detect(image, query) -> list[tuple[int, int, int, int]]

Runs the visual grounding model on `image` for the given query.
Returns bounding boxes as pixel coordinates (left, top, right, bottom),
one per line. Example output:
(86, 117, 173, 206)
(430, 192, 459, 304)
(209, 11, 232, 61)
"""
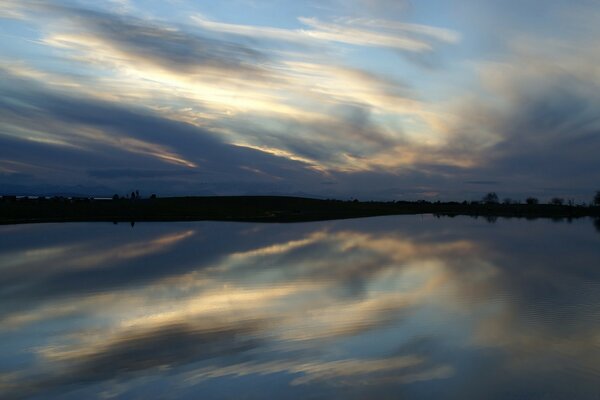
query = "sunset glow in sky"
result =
(1, 0, 599, 200)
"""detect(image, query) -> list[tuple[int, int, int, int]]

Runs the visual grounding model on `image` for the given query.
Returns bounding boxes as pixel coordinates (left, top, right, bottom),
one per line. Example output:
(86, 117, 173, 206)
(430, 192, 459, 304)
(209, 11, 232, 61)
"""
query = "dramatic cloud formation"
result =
(1, 0, 599, 199)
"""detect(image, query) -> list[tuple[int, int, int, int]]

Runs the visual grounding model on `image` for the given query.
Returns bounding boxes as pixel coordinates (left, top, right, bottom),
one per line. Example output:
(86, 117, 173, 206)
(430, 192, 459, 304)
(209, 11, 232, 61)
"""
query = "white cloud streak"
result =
(192, 15, 460, 52)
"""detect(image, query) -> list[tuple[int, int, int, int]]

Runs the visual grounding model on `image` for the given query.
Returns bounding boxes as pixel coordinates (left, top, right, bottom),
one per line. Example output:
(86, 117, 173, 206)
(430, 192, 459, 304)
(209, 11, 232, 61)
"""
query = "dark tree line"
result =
(481, 191, 600, 206)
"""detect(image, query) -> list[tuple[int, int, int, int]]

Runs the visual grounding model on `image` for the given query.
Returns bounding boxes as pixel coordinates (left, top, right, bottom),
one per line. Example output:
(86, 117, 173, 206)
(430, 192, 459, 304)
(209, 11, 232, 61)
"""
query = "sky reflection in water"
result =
(0, 216, 599, 399)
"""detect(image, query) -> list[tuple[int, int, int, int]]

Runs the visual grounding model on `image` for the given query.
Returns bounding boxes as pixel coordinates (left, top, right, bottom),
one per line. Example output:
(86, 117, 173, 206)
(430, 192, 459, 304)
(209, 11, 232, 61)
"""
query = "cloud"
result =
(442, 43, 600, 199)
(0, 66, 327, 194)
(192, 14, 459, 53)
(0, 3, 24, 20)
(0, 1, 465, 195)
(299, 17, 431, 51)
(1, 3, 443, 181)
(87, 168, 200, 179)
(2, 0, 600, 201)
(183, 355, 452, 387)
(3, 1, 272, 80)
(335, 17, 460, 44)
(221, 104, 399, 169)
(57, 8, 270, 79)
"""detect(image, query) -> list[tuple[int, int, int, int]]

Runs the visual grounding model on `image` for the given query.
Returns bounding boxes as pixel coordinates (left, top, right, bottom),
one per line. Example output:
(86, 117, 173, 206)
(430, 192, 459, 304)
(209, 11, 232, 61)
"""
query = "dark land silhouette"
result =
(1, 195, 600, 225)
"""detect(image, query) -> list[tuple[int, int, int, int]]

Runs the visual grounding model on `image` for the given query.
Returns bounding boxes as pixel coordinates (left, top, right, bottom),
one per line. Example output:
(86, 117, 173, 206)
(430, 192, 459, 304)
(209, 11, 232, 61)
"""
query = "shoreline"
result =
(2, 196, 599, 225)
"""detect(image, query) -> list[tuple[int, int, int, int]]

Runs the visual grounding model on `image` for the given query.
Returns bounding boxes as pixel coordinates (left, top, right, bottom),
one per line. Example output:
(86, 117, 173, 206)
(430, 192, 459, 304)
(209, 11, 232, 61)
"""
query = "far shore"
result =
(1, 195, 599, 225)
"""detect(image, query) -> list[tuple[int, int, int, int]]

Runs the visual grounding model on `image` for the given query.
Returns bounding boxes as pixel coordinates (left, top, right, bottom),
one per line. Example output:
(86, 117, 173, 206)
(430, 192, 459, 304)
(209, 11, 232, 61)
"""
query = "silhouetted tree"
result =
(526, 197, 539, 205)
(150, 194, 157, 199)
(482, 192, 499, 204)
(502, 198, 513, 205)
(594, 191, 600, 206)
(112, 194, 119, 200)
(551, 197, 564, 206)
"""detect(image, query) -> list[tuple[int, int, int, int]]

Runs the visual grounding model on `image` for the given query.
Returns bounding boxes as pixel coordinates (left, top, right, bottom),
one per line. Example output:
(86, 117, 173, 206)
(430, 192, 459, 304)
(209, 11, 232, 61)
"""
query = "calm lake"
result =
(1, 216, 599, 399)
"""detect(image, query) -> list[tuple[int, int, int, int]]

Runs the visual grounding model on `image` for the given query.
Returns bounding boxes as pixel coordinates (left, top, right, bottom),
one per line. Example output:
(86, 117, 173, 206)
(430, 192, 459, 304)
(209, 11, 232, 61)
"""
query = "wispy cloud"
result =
(183, 355, 452, 387)
(0, 67, 327, 195)
(299, 17, 433, 51)
(192, 14, 459, 52)
(0, 4, 446, 180)
(334, 17, 461, 43)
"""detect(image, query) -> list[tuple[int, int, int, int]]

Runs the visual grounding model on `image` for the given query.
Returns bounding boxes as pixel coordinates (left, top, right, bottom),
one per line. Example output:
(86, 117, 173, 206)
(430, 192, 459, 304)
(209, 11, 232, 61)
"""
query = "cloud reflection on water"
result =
(0, 216, 598, 399)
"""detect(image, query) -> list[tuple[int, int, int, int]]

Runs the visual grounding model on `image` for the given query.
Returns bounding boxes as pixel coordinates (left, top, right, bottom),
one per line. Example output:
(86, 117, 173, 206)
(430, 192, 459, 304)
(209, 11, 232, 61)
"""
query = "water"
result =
(0, 215, 599, 399)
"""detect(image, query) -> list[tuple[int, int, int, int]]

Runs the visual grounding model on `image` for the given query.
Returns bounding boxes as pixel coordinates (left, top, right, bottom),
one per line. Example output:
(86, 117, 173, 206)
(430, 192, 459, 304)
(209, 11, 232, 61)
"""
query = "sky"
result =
(1, 0, 599, 201)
